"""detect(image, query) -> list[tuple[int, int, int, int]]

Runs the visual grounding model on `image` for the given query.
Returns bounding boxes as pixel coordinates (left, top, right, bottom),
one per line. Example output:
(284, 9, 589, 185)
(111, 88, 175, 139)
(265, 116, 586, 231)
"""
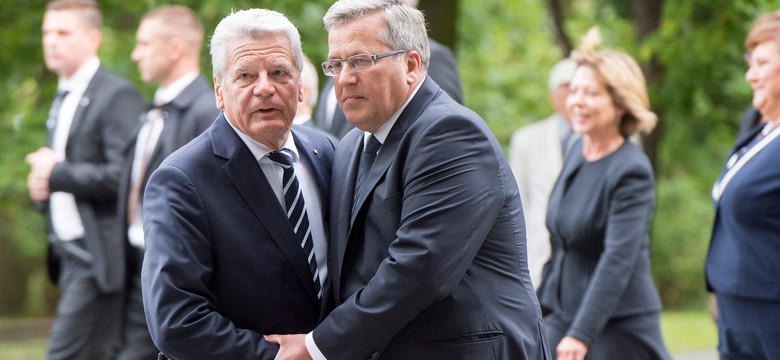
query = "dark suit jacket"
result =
(141, 115, 335, 359)
(428, 38, 462, 104)
(314, 79, 353, 139)
(313, 77, 549, 360)
(116, 76, 218, 248)
(706, 124, 780, 300)
(45, 65, 144, 293)
(314, 38, 462, 139)
(537, 139, 662, 346)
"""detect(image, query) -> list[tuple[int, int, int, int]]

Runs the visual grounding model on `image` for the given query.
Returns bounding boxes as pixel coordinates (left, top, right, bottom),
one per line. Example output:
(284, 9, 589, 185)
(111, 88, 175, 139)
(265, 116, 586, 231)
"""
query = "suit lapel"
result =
(333, 132, 362, 299)
(349, 77, 439, 227)
(66, 67, 104, 154)
(213, 116, 319, 302)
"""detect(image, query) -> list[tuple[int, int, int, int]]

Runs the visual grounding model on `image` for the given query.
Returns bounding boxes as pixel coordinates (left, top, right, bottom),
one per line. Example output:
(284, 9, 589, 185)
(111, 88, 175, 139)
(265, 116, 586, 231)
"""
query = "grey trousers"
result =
(45, 240, 123, 360)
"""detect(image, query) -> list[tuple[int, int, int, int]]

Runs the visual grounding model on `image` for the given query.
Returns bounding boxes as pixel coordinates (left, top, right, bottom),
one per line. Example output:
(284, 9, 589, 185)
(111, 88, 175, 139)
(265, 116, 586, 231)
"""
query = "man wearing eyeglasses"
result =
(265, 1, 550, 359)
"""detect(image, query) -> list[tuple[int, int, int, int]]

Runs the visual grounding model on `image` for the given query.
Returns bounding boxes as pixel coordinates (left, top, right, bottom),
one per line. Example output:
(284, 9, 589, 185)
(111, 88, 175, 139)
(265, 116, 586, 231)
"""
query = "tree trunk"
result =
(543, 0, 573, 58)
(634, 0, 663, 172)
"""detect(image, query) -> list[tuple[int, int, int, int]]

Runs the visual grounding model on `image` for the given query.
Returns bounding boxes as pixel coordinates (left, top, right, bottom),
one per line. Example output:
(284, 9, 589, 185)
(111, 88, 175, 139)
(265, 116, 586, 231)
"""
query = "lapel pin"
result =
(313, 149, 319, 155)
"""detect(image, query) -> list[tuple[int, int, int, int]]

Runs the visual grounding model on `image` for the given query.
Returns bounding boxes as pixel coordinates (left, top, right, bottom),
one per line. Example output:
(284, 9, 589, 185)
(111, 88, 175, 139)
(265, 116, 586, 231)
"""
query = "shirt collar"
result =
(58, 57, 100, 93)
(153, 71, 200, 105)
(364, 77, 426, 146)
(293, 113, 312, 126)
(223, 115, 299, 163)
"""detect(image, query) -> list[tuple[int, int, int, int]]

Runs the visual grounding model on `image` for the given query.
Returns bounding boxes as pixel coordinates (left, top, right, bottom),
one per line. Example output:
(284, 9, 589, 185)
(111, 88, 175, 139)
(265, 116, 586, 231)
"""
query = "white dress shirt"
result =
(226, 117, 328, 289)
(127, 71, 200, 249)
(49, 57, 100, 242)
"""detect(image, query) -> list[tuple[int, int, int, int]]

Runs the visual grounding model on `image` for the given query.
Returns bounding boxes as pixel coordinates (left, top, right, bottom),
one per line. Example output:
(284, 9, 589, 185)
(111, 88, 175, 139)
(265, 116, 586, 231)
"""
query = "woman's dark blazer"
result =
(706, 124, 780, 300)
(537, 139, 662, 346)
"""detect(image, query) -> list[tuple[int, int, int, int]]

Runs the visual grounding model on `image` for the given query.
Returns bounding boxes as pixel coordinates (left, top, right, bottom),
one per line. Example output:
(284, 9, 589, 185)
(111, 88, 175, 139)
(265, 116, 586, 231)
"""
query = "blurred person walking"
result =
(706, 9, 780, 359)
(508, 58, 577, 288)
(116, 5, 219, 359)
(25, 0, 144, 358)
(536, 28, 670, 360)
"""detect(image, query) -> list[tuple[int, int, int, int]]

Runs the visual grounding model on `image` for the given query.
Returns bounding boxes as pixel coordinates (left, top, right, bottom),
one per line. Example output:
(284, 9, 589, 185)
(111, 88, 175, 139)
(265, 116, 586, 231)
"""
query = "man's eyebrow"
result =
(232, 63, 254, 75)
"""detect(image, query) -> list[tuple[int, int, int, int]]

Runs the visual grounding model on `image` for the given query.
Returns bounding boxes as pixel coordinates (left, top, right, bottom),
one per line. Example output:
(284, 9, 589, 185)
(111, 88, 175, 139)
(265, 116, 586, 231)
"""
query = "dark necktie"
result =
(267, 149, 322, 300)
(353, 135, 382, 215)
(46, 89, 69, 146)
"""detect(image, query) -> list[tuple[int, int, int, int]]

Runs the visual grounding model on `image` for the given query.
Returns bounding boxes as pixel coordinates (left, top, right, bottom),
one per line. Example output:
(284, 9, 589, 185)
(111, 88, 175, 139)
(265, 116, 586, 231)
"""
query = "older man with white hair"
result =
(141, 8, 335, 360)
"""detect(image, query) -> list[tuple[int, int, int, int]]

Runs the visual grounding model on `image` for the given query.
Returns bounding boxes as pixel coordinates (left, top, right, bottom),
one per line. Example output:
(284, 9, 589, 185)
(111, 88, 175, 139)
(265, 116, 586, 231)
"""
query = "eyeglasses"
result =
(321, 50, 406, 76)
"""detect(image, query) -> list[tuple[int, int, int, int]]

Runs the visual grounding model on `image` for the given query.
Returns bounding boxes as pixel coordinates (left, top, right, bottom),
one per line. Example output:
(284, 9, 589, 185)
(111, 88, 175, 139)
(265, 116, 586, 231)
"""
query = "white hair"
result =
(210, 9, 303, 83)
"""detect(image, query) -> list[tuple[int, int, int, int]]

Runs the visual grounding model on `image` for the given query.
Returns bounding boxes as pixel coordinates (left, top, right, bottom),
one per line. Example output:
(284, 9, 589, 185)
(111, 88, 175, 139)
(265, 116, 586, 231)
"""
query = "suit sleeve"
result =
(49, 84, 144, 199)
(566, 159, 655, 346)
(314, 115, 503, 358)
(141, 165, 279, 360)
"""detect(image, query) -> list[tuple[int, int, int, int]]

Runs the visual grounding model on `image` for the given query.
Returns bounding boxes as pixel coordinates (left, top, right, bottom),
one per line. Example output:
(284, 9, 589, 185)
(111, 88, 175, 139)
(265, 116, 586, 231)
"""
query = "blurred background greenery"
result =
(0, 0, 775, 324)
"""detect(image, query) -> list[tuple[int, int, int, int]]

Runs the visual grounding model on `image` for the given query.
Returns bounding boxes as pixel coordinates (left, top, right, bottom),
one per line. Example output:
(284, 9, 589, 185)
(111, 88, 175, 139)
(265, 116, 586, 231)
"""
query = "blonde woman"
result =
(537, 28, 670, 360)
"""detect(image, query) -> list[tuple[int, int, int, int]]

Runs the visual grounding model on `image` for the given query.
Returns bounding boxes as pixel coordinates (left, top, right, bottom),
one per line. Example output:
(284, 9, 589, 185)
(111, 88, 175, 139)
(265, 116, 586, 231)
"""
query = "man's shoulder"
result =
(293, 124, 336, 152)
(91, 66, 138, 92)
(159, 126, 215, 170)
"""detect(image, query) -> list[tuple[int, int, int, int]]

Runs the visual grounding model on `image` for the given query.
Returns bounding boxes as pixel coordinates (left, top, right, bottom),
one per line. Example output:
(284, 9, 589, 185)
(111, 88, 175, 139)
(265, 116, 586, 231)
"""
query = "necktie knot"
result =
(268, 149, 294, 169)
(364, 135, 382, 154)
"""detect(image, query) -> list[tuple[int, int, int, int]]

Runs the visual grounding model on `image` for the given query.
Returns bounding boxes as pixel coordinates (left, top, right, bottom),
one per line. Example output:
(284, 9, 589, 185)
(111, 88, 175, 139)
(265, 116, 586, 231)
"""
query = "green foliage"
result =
(458, 0, 561, 146)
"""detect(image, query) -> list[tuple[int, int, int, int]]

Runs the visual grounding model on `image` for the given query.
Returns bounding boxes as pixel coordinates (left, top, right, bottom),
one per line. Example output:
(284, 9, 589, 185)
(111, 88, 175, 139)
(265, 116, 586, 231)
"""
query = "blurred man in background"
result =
(26, 0, 144, 358)
(117, 5, 218, 359)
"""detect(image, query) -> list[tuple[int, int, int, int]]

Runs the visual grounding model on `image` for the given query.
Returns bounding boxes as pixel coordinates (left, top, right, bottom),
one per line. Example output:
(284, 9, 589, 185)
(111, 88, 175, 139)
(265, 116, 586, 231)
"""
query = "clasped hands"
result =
(26, 147, 58, 202)
(264, 333, 311, 360)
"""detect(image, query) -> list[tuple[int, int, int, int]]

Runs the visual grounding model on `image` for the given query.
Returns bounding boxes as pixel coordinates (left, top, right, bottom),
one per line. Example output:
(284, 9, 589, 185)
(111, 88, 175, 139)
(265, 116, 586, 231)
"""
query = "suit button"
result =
(367, 352, 380, 359)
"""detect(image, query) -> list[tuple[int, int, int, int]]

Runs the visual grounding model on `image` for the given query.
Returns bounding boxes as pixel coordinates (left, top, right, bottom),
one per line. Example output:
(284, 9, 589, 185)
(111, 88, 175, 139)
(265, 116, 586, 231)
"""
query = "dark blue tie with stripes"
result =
(267, 149, 321, 300)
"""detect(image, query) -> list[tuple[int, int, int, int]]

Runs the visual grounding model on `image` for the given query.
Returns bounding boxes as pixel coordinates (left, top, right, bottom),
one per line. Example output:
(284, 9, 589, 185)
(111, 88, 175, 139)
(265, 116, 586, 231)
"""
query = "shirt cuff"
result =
(305, 331, 327, 360)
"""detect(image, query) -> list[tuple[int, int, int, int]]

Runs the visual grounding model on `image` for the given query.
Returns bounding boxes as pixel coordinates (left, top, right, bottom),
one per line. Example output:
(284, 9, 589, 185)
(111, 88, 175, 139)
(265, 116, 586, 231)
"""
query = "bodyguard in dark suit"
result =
(266, 1, 548, 359)
(141, 9, 335, 359)
(115, 6, 218, 360)
(25, 1, 144, 358)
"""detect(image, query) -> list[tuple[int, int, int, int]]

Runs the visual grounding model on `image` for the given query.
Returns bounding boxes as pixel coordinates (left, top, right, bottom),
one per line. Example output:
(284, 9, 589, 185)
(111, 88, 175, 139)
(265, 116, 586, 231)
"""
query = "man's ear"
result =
(168, 37, 186, 62)
(298, 78, 304, 103)
(214, 76, 225, 110)
(405, 50, 422, 84)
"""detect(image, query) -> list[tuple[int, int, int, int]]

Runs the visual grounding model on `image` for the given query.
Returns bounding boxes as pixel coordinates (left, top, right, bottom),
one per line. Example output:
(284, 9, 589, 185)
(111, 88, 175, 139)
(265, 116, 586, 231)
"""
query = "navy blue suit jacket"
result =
(706, 124, 780, 300)
(141, 114, 335, 359)
(313, 78, 549, 360)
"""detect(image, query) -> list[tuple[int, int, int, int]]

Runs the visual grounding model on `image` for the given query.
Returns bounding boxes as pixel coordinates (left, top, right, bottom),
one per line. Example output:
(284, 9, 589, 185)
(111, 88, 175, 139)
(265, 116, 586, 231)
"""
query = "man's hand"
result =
(26, 147, 58, 202)
(556, 336, 588, 360)
(264, 334, 311, 360)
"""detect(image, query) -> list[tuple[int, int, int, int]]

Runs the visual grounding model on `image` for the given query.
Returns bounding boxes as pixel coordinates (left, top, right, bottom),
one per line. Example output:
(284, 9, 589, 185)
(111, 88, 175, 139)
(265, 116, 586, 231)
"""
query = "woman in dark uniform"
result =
(537, 27, 670, 360)
(706, 10, 780, 359)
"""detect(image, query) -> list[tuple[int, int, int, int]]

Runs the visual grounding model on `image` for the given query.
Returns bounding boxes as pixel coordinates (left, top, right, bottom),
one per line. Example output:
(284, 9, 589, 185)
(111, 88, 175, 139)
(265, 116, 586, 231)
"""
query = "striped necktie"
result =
(267, 149, 322, 300)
